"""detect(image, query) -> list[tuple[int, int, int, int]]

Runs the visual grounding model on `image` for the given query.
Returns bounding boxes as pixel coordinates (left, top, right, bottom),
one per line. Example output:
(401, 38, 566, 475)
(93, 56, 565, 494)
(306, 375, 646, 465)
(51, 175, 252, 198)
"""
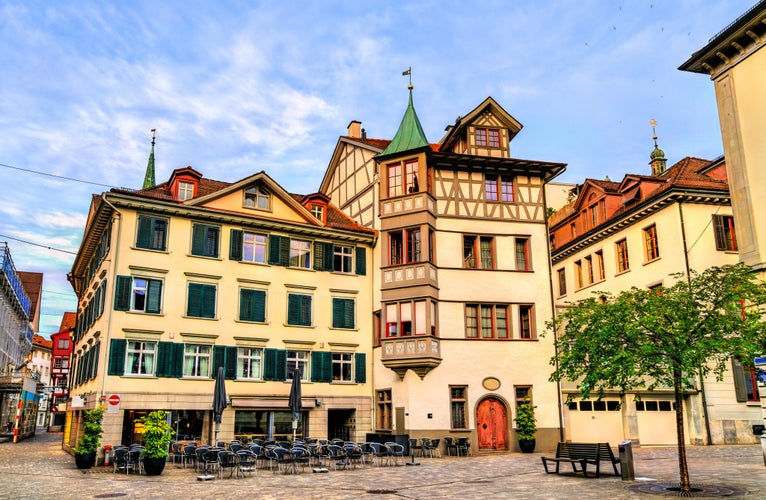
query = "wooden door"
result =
(476, 397, 508, 450)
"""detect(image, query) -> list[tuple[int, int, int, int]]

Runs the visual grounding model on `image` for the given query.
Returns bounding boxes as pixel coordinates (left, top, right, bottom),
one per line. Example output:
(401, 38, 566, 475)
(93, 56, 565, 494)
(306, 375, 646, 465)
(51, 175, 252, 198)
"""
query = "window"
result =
(243, 232, 267, 263)
(465, 304, 509, 339)
(574, 260, 583, 289)
(584, 256, 593, 285)
(244, 186, 270, 210)
(377, 389, 392, 430)
(589, 204, 599, 228)
(239, 288, 266, 323)
(287, 293, 312, 327)
(387, 160, 419, 197)
(178, 181, 195, 201)
(616, 239, 629, 272)
(557, 268, 567, 296)
(733, 358, 761, 402)
(186, 283, 217, 319)
(713, 215, 737, 251)
(519, 305, 534, 339)
(515, 386, 531, 409)
(310, 204, 324, 221)
(237, 347, 262, 380)
(463, 235, 495, 269)
(289, 239, 311, 269)
(114, 276, 162, 313)
(136, 215, 167, 251)
(332, 297, 355, 329)
(595, 250, 605, 281)
(743, 366, 760, 402)
(475, 128, 500, 148)
(57, 339, 70, 349)
(286, 351, 310, 380)
(191, 224, 220, 258)
(450, 386, 468, 429)
(333, 245, 353, 273)
(384, 300, 433, 338)
(643, 225, 659, 261)
(332, 353, 353, 382)
(389, 228, 420, 265)
(515, 237, 530, 271)
(485, 175, 513, 202)
(183, 344, 211, 378)
(126, 341, 155, 375)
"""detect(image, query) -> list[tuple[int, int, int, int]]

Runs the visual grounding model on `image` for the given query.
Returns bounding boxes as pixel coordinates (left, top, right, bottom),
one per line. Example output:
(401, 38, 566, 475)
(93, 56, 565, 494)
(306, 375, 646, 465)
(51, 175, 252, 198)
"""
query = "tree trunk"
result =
(674, 370, 691, 493)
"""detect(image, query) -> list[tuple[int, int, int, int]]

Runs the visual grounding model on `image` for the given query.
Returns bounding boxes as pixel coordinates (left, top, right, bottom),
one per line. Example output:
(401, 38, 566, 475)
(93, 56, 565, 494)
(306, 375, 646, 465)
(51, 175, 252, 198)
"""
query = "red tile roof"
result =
(58, 312, 77, 333)
(33, 334, 52, 349)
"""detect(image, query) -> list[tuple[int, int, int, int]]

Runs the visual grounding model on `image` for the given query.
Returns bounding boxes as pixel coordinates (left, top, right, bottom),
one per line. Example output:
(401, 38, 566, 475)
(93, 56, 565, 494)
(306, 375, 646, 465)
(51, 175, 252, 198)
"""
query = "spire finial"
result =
(649, 118, 658, 147)
(648, 118, 667, 176)
(402, 66, 412, 89)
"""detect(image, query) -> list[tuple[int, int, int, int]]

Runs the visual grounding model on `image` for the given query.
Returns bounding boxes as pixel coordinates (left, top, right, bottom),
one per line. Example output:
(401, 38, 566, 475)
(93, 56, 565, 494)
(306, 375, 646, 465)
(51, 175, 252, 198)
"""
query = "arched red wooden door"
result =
(476, 397, 508, 450)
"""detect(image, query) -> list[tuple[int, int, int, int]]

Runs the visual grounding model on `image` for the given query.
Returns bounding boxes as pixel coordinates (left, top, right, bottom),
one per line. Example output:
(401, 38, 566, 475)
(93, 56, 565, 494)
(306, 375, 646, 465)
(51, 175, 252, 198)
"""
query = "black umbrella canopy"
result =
(213, 366, 227, 424)
(288, 368, 302, 421)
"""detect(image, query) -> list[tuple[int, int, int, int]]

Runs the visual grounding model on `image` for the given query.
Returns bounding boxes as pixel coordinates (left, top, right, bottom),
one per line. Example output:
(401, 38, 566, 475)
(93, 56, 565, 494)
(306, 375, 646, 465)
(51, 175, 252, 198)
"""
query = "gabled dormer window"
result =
(310, 204, 324, 222)
(475, 128, 500, 148)
(178, 181, 195, 201)
(245, 186, 270, 210)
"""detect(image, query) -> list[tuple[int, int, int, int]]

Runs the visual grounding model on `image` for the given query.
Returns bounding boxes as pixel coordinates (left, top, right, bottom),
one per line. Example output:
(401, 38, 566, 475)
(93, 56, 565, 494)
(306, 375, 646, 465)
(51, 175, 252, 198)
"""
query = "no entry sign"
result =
(107, 394, 121, 413)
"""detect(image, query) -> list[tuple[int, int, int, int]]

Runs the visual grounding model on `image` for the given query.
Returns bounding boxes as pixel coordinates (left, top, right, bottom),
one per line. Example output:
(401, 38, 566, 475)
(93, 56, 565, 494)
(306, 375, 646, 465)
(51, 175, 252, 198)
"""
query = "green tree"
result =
(546, 263, 766, 494)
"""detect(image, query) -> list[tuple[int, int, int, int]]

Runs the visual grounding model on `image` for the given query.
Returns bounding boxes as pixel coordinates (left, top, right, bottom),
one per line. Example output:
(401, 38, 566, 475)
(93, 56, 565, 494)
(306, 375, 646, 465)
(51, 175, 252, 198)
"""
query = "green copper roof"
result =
(378, 88, 429, 157)
(142, 136, 156, 189)
(650, 144, 666, 160)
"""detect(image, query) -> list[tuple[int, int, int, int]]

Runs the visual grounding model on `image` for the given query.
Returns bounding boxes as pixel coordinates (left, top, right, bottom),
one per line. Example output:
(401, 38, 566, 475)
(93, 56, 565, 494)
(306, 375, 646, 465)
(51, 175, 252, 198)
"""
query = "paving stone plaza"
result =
(0, 431, 764, 499)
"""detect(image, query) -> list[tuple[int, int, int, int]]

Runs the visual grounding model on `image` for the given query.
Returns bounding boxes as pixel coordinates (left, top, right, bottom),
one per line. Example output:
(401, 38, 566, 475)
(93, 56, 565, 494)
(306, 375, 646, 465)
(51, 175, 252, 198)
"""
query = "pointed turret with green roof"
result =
(377, 84, 430, 160)
(142, 129, 156, 189)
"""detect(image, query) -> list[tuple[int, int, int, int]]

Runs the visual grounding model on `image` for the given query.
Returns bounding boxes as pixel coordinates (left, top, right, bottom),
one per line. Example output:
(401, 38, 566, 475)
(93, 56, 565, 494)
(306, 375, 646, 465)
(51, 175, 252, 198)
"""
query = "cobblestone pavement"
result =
(0, 431, 764, 499)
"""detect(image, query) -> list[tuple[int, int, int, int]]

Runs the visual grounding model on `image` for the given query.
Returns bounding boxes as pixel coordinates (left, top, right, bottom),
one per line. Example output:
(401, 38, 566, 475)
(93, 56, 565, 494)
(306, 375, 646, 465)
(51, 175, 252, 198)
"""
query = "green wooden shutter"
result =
(239, 289, 266, 322)
(712, 215, 726, 250)
(191, 224, 206, 255)
(201, 284, 217, 319)
(114, 276, 132, 311)
(226, 346, 238, 379)
(301, 295, 312, 326)
(355, 247, 366, 275)
(136, 216, 152, 248)
(332, 298, 354, 329)
(156, 342, 173, 378)
(279, 237, 290, 266)
(314, 241, 325, 271)
(91, 341, 101, 380)
(108, 339, 126, 376)
(213, 346, 227, 378)
(187, 283, 202, 317)
(146, 279, 162, 313)
(264, 348, 283, 381)
(311, 351, 324, 382)
(355, 353, 366, 383)
(171, 343, 184, 378)
(732, 358, 748, 402)
(230, 229, 243, 261)
(239, 289, 251, 321)
(268, 235, 281, 264)
(344, 299, 355, 329)
(287, 294, 301, 325)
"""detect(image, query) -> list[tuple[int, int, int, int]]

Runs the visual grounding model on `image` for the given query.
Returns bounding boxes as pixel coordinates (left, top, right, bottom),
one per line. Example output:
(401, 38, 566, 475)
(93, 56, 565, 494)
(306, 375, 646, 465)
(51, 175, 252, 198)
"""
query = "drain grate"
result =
(626, 483, 748, 497)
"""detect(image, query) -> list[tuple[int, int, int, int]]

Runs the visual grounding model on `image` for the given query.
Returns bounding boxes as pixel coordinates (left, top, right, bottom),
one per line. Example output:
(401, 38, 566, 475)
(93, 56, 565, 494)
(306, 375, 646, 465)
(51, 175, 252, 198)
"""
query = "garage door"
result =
(635, 399, 677, 445)
(565, 399, 624, 443)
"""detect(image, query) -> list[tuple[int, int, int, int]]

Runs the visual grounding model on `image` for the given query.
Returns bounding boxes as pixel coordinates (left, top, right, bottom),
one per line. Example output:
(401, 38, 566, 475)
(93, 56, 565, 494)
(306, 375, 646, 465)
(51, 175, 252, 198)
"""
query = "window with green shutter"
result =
(314, 241, 334, 271)
(287, 293, 312, 326)
(191, 224, 220, 258)
(332, 298, 355, 329)
(136, 215, 168, 251)
(263, 348, 287, 381)
(239, 288, 266, 322)
(115, 276, 163, 313)
(268, 234, 290, 266)
(355, 247, 366, 275)
(108, 339, 126, 376)
(230, 229, 243, 261)
(311, 351, 332, 382)
(187, 283, 217, 318)
(354, 353, 366, 383)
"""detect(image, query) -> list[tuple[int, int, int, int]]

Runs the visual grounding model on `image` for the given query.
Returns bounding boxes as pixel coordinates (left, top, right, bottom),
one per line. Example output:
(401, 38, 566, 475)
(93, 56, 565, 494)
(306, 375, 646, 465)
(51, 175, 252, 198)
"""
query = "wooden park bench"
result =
(541, 442, 620, 478)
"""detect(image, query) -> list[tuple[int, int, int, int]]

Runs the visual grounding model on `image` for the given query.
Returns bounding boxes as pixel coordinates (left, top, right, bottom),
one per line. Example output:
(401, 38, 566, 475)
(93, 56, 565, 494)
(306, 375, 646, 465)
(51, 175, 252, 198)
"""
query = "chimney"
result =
(347, 120, 361, 138)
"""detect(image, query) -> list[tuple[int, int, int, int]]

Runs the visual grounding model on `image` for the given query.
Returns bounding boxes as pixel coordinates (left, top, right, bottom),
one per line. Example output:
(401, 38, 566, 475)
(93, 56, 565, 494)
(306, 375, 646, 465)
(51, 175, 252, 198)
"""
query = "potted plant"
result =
(138, 410, 174, 475)
(73, 406, 104, 469)
(514, 398, 537, 453)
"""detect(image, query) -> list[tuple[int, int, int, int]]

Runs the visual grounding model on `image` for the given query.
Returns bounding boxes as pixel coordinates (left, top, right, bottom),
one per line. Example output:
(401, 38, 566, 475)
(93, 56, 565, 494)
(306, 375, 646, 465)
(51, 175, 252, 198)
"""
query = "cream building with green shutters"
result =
(66, 167, 375, 451)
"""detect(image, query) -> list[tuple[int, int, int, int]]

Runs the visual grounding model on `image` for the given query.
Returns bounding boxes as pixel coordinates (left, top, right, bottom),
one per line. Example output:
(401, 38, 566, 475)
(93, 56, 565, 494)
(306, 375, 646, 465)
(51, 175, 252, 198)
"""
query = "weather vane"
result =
(402, 66, 412, 89)
(649, 118, 658, 146)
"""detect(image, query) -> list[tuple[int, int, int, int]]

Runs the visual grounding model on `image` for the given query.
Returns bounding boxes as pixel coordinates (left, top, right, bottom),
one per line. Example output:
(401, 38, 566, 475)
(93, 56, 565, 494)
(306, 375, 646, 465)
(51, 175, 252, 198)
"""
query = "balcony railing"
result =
(380, 192, 435, 219)
(382, 262, 437, 290)
(380, 335, 442, 379)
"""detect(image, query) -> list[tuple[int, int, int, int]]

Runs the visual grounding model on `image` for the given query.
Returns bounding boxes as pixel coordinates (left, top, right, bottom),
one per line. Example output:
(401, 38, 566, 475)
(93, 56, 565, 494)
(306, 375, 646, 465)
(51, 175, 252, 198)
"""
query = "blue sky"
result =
(0, 0, 755, 338)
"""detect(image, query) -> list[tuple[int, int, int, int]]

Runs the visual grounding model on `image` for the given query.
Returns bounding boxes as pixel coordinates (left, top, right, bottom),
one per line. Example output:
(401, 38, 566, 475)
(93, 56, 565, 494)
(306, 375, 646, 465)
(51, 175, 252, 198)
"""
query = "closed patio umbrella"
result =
(288, 368, 302, 441)
(213, 366, 227, 444)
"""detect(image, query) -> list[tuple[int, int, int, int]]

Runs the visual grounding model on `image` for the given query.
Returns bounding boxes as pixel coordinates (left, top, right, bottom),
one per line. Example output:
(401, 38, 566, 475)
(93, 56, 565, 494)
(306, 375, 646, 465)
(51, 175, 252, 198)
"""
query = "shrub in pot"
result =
(138, 410, 174, 475)
(514, 398, 537, 453)
(73, 406, 104, 469)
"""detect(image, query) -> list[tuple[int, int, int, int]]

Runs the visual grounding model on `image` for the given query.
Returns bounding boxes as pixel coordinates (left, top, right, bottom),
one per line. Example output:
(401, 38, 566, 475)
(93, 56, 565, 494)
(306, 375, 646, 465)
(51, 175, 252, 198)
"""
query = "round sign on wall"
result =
(108, 394, 120, 406)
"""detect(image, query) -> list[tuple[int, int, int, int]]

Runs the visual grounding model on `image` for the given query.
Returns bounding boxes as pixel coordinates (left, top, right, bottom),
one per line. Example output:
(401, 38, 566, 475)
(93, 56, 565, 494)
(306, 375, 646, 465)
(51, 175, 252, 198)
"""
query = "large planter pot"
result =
(74, 451, 97, 469)
(142, 456, 167, 476)
(519, 439, 536, 453)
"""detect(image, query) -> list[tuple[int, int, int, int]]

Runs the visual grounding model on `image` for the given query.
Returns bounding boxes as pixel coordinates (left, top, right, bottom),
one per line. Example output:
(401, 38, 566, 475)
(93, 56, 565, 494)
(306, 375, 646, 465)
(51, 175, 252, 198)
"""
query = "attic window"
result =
(178, 181, 195, 201)
(475, 128, 500, 148)
(245, 186, 270, 210)
(310, 204, 324, 221)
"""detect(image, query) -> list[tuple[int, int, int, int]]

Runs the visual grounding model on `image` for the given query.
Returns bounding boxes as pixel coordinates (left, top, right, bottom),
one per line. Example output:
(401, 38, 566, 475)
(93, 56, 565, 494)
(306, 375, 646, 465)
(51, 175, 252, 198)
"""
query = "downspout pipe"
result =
(679, 201, 712, 445)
